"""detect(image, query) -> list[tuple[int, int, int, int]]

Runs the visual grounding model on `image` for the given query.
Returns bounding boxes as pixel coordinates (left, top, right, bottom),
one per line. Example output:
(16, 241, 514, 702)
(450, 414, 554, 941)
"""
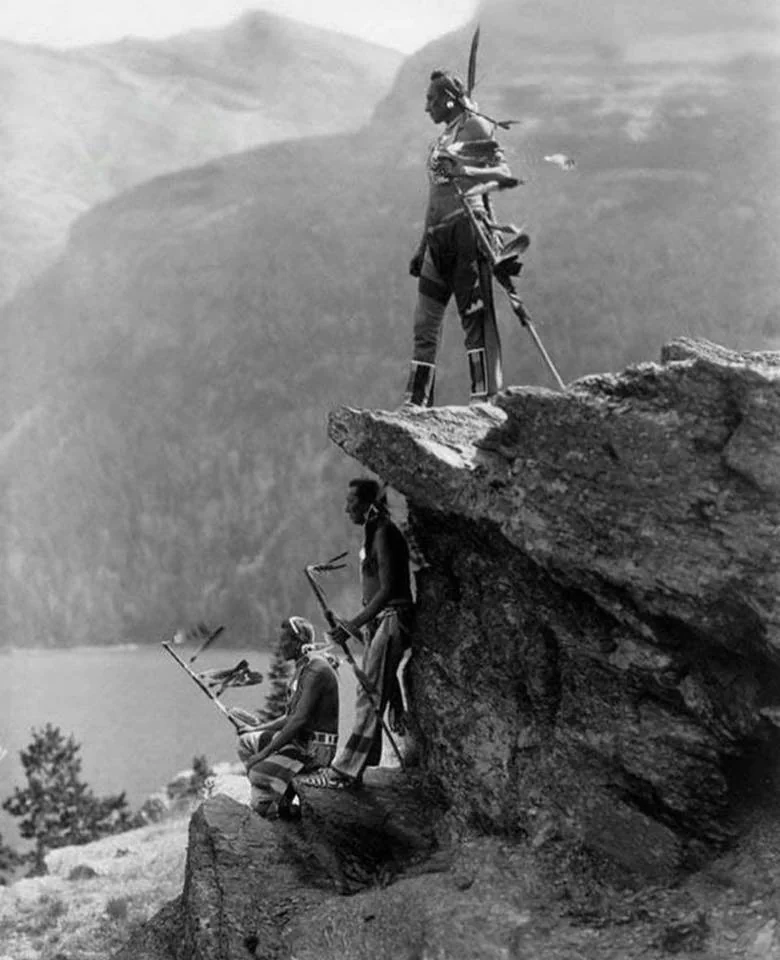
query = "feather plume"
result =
(467, 25, 480, 97)
(544, 153, 576, 171)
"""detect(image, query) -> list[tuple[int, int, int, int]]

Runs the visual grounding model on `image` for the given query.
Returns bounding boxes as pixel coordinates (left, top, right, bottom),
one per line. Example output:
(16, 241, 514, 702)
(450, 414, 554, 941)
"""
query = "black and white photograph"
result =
(1, 0, 778, 957)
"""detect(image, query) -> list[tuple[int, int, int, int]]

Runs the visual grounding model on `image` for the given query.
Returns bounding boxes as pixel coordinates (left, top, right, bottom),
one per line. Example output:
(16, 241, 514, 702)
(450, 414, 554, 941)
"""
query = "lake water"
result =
(0, 645, 357, 847)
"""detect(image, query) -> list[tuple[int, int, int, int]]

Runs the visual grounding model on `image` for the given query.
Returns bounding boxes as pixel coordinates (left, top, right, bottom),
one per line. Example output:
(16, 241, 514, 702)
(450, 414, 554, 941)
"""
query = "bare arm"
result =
(453, 161, 514, 184)
(346, 527, 394, 632)
(229, 709, 286, 735)
(417, 195, 435, 251)
(410, 193, 434, 275)
(247, 669, 322, 762)
(446, 114, 514, 184)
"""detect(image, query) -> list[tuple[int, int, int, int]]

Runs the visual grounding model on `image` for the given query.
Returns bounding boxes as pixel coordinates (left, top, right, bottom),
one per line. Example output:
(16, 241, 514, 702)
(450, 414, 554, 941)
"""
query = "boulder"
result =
(328, 338, 780, 877)
(115, 338, 780, 959)
(115, 769, 443, 959)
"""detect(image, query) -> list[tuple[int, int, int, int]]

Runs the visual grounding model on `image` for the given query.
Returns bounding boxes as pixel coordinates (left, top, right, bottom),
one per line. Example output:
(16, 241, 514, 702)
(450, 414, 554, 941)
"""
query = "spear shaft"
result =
(162, 640, 243, 732)
(304, 559, 406, 770)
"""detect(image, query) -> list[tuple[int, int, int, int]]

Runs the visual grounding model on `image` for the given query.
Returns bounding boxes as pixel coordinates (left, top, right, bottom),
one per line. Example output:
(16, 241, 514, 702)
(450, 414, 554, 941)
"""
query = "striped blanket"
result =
(238, 731, 337, 814)
(331, 602, 412, 781)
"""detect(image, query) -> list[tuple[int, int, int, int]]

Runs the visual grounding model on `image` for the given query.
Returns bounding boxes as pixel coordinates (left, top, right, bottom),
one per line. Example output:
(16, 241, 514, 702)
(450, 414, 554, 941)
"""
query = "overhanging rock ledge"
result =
(328, 337, 780, 877)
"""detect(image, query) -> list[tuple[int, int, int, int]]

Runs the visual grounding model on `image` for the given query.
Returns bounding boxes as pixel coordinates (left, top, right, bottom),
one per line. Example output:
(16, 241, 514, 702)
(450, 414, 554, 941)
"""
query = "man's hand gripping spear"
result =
(304, 552, 406, 770)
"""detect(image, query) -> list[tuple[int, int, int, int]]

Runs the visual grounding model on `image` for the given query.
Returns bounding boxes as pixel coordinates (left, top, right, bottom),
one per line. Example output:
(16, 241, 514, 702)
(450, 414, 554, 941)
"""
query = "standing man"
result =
(405, 68, 519, 406)
(231, 616, 339, 819)
(304, 478, 414, 789)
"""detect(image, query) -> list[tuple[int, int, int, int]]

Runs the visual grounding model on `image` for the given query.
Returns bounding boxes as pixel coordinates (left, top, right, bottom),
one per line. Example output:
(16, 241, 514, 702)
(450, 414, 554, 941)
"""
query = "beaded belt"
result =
(309, 731, 338, 746)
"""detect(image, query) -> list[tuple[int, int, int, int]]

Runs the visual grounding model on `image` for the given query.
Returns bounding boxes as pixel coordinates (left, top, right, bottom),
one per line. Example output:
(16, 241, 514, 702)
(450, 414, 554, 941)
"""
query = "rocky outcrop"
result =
(329, 338, 780, 878)
(114, 770, 444, 960)
(134, 761, 244, 826)
(114, 338, 780, 959)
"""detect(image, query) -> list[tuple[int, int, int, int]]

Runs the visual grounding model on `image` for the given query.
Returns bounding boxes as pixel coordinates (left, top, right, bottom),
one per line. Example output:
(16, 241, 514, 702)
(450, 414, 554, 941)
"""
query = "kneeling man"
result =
(232, 617, 339, 818)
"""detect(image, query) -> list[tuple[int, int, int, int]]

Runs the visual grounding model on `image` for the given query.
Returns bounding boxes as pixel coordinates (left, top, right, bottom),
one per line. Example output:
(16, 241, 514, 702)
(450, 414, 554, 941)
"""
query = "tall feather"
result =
(467, 24, 480, 97)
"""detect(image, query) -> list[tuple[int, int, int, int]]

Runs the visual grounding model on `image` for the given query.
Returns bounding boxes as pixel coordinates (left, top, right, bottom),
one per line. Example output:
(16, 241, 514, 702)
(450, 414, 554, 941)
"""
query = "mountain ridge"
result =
(2, 0, 778, 649)
(0, 11, 402, 303)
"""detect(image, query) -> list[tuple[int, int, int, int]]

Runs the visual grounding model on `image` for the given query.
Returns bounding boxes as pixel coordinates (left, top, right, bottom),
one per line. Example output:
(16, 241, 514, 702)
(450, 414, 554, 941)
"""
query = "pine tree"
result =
(2, 724, 133, 875)
(257, 649, 290, 723)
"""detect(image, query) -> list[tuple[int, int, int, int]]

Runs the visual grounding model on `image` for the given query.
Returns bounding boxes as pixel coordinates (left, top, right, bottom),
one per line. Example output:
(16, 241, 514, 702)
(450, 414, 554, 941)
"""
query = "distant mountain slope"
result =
(2, 0, 779, 648)
(0, 10, 401, 302)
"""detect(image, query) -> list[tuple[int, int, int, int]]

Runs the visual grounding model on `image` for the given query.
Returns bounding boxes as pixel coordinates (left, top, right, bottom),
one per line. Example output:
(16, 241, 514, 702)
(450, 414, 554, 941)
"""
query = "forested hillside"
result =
(2, 0, 778, 648)
(0, 11, 401, 303)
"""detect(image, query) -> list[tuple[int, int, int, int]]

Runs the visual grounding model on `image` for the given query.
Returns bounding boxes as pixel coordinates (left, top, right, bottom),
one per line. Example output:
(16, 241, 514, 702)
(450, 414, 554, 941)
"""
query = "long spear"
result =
(452, 178, 566, 390)
(162, 638, 244, 732)
(459, 25, 564, 388)
(189, 624, 225, 663)
(304, 553, 406, 770)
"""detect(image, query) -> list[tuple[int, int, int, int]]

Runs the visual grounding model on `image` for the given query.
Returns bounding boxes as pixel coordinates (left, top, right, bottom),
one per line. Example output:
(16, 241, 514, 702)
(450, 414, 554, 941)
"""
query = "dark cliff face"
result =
(328, 338, 780, 876)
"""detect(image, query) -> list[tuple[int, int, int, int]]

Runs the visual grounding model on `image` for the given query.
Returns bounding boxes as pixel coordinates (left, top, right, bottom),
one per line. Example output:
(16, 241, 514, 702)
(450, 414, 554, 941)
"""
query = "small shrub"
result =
(135, 793, 169, 824)
(0, 830, 23, 884)
(191, 754, 214, 793)
(106, 896, 129, 922)
(30, 894, 68, 935)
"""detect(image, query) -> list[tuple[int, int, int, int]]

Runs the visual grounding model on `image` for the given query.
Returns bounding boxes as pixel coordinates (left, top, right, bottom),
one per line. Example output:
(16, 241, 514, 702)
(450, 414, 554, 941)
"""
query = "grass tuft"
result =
(105, 896, 129, 922)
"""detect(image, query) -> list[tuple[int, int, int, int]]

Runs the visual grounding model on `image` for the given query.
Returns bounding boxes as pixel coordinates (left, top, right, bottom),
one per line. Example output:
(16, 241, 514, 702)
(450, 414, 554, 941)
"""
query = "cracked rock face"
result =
(328, 338, 780, 878)
(114, 772, 442, 960)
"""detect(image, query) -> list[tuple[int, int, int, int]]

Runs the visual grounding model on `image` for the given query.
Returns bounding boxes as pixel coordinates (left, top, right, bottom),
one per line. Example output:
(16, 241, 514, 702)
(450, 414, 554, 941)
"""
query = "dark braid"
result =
(349, 477, 389, 558)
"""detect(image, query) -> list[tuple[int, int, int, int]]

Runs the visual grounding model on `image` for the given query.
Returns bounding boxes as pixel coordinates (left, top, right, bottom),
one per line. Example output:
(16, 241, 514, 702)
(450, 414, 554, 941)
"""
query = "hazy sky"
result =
(0, 0, 478, 52)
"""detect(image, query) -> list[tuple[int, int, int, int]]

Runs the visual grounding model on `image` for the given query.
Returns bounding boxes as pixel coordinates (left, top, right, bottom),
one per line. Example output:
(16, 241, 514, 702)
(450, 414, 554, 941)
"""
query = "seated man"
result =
(230, 616, 339, 819)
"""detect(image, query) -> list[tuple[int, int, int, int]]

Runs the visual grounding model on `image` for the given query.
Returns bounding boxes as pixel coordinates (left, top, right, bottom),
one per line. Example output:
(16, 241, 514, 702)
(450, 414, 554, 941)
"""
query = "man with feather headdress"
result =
(231, 616, 340, 818)
(404, 30, 521, 406)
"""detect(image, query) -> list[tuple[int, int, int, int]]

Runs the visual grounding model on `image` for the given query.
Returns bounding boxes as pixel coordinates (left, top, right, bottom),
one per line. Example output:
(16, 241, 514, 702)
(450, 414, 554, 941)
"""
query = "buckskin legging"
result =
(413, 213, 503, 397)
